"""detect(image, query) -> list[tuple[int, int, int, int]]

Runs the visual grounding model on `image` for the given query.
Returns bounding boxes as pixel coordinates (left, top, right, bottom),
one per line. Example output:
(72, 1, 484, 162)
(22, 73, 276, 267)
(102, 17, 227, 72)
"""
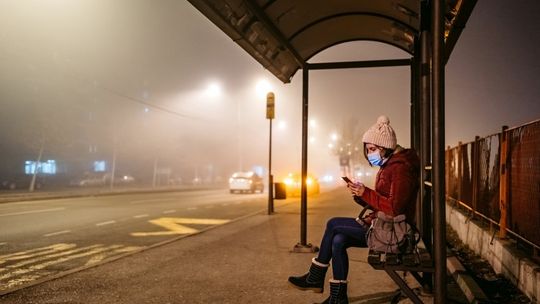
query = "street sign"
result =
(266, 92, 275, 119)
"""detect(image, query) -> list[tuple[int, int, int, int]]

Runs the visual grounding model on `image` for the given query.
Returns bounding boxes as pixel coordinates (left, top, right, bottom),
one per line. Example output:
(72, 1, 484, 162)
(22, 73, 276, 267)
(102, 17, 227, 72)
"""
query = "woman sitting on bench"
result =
(288, 115, 420, 304)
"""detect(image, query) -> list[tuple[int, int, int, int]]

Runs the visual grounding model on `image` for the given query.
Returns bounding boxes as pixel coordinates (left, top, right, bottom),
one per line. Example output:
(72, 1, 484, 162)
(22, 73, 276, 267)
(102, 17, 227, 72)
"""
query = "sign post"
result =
(266, 92, 275, 215)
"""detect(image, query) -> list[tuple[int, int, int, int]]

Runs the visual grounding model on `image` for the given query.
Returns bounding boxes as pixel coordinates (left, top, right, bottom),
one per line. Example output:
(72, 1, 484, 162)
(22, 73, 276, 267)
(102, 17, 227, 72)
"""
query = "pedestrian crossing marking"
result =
(0, 243, 142, 291)
(130, 217, 230, 237)
(0, 243, 75, 262)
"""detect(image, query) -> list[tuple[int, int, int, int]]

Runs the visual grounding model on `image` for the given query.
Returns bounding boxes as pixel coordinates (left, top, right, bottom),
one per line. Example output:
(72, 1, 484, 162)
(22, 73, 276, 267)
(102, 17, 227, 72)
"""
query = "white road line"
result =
(133, 214, 149, 218)
(0, 242, 6, 246)
(204, 205, 214, 209)
(187, 207, 197, 210)
(43, 230, 71, 237)
(96, 220, 116, 226)
(163, 210, 176, 214)
(221, 203, 230, 206)
(0, 207, 65, 217)
(129, 198, 176, 205)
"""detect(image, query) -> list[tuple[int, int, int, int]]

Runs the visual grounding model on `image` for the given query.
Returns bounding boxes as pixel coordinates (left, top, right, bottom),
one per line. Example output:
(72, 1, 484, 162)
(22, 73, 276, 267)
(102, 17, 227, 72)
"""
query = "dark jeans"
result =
(316, 217, 368, 280)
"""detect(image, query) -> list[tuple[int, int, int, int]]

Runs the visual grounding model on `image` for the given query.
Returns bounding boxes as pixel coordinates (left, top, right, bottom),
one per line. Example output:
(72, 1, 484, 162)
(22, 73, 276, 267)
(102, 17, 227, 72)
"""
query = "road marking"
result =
(96, 220, 116, 226)
(221, 203, 230, 206)
(0, 244, 75, 261)
(83, 245, 141, 266)
(163, 210, 176, 214)
(0, 243, 143, 291)
(129, 198, 176, 205)
(0, 207, 65, 217)
(0, 245, 120, 281)
(204, 205, 214, 209)
(0, 245, 102, 272)
(43, 230, 71, 237)
(0, 242, 5, 247)
(187, 207, 197, 210)
(131, 217, 230, 237)
(133, 214, 149, 219)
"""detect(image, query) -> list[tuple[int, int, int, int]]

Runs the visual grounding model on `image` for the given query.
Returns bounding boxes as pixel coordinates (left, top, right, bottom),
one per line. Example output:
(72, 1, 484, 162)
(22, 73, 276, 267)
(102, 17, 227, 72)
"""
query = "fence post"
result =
(457, 141, 462, 202)
(471, 136, 480, 219)
(499, 126, 509, 239)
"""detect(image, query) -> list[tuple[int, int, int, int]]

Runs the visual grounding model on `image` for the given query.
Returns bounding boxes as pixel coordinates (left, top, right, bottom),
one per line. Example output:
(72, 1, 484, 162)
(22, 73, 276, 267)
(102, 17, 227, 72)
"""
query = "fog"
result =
(1, 0, 539, 189)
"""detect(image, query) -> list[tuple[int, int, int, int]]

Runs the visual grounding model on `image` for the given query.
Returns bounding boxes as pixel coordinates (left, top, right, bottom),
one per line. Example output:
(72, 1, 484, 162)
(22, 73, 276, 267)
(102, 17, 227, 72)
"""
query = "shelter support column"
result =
(419, 8, 434, 292)
(432, 0, 447, 303)
(292, 66, 317, 253)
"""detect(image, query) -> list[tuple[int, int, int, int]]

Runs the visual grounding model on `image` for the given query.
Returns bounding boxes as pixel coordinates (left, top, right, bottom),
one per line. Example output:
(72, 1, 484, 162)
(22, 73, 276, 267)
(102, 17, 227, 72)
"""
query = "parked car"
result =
(228, 171, 264, 194)
(1, 175, 44, 190)
(69, 173, 106, 187)
(282, 172, 320, 197)
(114, 174, 135, 184)
(69, 173, 135, 187)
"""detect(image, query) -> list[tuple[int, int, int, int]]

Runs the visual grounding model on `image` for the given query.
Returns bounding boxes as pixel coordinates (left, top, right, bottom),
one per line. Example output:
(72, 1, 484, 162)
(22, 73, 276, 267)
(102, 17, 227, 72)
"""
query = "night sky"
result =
(0, 0, 539, 181)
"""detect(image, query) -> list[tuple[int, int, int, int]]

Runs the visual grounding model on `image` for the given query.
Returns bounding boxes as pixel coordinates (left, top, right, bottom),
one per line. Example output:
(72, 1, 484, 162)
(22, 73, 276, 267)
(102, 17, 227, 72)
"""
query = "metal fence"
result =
(445, 119, 540, 251)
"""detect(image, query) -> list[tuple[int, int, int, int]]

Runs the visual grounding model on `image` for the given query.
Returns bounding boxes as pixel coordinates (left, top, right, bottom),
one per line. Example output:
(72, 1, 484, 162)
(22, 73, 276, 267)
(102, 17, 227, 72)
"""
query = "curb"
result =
(447, 255, 489, 303)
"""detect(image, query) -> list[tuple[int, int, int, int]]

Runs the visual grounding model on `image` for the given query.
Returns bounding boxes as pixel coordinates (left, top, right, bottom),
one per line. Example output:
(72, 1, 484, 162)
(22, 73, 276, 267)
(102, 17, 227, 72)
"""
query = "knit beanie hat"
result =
(362, 115, 397, 150)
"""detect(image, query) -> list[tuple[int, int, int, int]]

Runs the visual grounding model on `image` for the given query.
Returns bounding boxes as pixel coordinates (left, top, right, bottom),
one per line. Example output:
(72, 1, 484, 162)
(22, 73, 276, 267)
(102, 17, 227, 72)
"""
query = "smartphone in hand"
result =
(341, 176, 352, 184)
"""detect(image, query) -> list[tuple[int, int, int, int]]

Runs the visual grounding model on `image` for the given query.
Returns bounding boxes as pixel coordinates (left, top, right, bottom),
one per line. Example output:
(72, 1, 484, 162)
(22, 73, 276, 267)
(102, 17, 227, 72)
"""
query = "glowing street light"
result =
(256, 79, 272, 99)
(204, 82, 222, 98)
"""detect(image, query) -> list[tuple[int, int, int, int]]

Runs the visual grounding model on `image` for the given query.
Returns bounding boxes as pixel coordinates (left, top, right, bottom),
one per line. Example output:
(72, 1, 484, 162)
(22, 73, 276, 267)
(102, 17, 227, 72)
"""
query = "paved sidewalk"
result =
(0, 189, 438, 304)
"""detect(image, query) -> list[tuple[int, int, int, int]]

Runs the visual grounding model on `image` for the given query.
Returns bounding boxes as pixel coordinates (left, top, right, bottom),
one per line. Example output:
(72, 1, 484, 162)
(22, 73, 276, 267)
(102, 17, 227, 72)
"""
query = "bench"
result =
(367, 239, 434, 304)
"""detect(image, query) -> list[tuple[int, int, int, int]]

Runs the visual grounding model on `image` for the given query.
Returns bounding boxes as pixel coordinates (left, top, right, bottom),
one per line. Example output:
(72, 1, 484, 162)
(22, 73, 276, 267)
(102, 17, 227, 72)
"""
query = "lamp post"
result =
(266, 92, 275, 215)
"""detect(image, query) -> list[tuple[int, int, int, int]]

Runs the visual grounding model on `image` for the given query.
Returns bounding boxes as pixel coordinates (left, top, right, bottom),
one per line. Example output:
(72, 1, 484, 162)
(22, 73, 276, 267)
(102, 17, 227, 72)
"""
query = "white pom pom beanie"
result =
(361, 115, 397, 150)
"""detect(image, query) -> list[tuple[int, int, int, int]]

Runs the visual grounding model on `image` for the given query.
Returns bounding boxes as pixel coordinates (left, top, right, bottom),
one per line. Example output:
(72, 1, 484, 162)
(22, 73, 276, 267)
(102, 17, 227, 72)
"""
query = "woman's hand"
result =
(348, 181, 365, 197)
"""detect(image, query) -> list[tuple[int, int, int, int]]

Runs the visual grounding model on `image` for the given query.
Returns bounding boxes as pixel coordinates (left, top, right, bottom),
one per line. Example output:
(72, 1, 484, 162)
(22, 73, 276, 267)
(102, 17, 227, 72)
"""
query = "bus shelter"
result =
(187, 1, 477, 303)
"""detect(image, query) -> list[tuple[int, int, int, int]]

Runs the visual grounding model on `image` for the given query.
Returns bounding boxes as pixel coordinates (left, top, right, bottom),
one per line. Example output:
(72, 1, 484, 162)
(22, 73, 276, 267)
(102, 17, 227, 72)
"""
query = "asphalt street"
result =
(0, 189, 272, 293)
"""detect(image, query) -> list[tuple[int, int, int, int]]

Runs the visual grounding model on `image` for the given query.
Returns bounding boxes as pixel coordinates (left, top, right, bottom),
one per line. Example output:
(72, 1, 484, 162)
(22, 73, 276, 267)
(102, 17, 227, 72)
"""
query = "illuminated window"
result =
(25, 160, 57, 174)
(94, 161, 106, 172)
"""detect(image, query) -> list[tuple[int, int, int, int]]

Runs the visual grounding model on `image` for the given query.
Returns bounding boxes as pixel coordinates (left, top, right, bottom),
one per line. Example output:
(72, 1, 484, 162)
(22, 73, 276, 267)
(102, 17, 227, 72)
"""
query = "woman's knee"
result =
(325, 217, 345, 230)
(331, 234, 347, 252)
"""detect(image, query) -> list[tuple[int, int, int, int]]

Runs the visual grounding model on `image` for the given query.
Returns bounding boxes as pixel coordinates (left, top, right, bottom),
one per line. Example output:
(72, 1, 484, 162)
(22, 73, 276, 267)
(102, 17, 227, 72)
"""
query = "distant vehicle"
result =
(1, 175, 44, 190)
(167, 176, 183, 186)
(228, 171, 264, 194)
(69, 174, 106, 187)
(69, 173, 135, 187)
(114, 174, 135, 184)
(282, 173, 320, 197)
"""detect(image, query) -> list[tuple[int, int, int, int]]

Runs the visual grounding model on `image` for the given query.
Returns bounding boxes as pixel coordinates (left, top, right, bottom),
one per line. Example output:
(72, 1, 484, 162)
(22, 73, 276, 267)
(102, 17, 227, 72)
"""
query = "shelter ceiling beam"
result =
(307, 58, 411, 70)
(243, 0, 306, 69)
(444, 0, 478, 64)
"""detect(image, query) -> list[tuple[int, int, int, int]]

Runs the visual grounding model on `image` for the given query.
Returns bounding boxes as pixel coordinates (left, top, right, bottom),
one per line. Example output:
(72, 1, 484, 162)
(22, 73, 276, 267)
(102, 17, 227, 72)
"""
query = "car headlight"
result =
(306, 177, 313, 186)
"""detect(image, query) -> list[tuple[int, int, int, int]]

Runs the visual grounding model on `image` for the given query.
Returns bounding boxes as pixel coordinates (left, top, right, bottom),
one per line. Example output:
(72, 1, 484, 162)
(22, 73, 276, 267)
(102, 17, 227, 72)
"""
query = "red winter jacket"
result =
(360, 147, 420, 221)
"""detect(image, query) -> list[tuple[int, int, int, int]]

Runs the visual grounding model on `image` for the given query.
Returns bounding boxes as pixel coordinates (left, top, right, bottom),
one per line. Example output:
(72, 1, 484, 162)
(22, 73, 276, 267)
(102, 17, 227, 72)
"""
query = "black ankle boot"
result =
(319, 279, 348, 304)
(288, 257, 329, 293)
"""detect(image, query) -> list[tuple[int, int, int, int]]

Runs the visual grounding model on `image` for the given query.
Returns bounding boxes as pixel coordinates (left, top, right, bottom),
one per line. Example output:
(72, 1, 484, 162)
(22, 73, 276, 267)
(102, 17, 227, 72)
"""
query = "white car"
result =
(228, 172, 264, 194)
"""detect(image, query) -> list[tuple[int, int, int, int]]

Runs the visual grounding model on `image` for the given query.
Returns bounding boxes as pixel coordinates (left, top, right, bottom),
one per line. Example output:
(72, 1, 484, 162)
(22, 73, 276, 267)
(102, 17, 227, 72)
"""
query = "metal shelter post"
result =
(293, 66, 318, 252)
(292, 59, 412, 253)
(432, 0, 447, 302)
(419, 0, 434, 294)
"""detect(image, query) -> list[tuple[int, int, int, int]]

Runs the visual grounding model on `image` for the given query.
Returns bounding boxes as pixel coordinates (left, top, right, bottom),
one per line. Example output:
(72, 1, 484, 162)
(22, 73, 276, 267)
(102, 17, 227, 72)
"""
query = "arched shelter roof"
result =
(188, 0, 477, 83)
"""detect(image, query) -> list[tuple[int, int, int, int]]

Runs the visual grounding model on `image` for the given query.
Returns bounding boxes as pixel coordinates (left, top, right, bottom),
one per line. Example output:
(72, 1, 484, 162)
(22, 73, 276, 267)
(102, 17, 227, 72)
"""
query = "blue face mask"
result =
(367, 150, 385, 166)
